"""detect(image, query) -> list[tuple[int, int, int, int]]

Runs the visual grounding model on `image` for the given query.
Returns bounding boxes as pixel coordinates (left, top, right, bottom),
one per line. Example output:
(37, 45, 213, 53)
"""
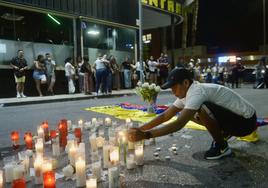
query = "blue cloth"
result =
(123, 69, 131, 88)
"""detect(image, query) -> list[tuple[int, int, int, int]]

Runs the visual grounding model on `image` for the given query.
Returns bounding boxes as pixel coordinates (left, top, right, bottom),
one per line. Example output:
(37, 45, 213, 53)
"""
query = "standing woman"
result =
(110, 55, 121, 90)
(33, 55, 47, 96)
(65, 57, 76, 94)
(148, 56, 159, 84)
(80, 56, 93, 94)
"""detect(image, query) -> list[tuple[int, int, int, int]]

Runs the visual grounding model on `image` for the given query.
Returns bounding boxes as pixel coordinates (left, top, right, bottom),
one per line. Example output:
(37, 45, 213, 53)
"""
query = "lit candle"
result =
(134, 143, 144, 166)
(78, 120, 84, 130)
(35, 138, 44, 155)
(103, 143, 111, 169)
(68, 143, 77, 166)
(126, 118, 132, 126)
(108, 166, 119, 188)
(91, 161, 101, 181)
(41, 121, 50, 142)
(105, 117, 112, 126)
(67, 120, 72, 131)
(96, 136, 105, 148)
(86, 177, 97, 188)
(74, 127, 82, 143)
(77, 142, 86, 160)
(52, 137, 60, 157)
(10, 131, 20, 150)
(13, 164, 25, 180)
(24, 132, 33, 150)
(89, 134, 98, 152)
(42, 159, 53, 174)
(34, 155, 43, 184)
(58, 120, 68, 148)
(12, 178, 26, 188)
(109, 146, 119, 166)
(43, 171, 56, 188)
(50, 130, 57, 139)
(4, 163, 14, 183)
(75, 157, 86, 187)
(126, 154, 136, 170)
(0, 170, 3, 188)
(37, 126, 45, 140)
(92, 118, 97, 126)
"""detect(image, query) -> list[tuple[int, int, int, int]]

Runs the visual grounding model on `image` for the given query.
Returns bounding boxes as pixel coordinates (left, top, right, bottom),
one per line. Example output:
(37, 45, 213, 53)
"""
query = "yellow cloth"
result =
(85, 105, 259, 142)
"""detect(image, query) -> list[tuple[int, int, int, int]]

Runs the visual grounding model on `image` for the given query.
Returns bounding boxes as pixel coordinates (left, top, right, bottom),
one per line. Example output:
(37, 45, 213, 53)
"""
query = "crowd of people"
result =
(10, 50, 268, 98)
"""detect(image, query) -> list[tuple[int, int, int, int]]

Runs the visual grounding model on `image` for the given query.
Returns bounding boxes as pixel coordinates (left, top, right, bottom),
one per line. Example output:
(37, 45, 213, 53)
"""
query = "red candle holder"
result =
(12, 178, 26, 188)
(24, 132, 33, 150)
(42, 121, 50, 142)
(50, 130, 57, 139)
(74, 128, 82, 143)
(10, 131, 20, 150)
(43, 171, 56, 188)
(58, 121, 68, 148)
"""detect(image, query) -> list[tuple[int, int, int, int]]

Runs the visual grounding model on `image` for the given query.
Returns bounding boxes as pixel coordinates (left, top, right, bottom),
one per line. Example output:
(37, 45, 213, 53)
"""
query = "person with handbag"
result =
(10, 50, 28, 98)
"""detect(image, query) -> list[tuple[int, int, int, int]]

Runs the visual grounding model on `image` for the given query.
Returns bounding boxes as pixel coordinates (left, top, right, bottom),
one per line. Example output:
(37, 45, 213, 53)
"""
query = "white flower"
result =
(151, 83, 156, 88)
(137, 81, 142, 87)
(149, 85, 154, 90)
(155, 86, 161, 92)
(142, 82, 149, 88)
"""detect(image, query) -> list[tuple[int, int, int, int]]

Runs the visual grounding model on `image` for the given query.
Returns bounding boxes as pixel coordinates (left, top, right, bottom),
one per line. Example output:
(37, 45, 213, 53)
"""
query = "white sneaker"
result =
(16, 93, 21, 98)
(20, 93, 27, 98)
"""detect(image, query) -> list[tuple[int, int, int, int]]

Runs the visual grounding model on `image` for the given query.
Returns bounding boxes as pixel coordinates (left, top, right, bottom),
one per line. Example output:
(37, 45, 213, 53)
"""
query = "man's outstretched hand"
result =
(128, 128, 146, 142)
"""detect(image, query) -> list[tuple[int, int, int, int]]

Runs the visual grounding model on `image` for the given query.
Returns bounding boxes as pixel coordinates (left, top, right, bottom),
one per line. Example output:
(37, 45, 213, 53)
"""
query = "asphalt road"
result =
(0, 87, 268, 187)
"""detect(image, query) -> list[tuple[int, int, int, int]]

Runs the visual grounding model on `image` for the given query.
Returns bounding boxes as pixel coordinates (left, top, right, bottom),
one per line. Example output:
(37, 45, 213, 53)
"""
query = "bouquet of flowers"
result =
(135, 81, 161, 104)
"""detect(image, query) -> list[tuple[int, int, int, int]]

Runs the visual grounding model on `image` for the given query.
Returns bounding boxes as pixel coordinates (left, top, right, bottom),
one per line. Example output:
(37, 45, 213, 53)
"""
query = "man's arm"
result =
(140, 105, 181, 131)
(148, 109, 197, 138)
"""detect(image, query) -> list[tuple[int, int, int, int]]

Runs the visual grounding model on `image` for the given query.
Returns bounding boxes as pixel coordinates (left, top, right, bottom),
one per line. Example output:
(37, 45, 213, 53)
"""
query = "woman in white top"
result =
(147, 56, 159, 84)
(65, 57, 76, 94)
(128, 67, 257, 160)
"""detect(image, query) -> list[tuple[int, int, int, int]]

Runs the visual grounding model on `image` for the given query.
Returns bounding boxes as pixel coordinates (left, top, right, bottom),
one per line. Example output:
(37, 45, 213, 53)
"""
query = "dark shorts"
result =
(202, 102, 257, 137)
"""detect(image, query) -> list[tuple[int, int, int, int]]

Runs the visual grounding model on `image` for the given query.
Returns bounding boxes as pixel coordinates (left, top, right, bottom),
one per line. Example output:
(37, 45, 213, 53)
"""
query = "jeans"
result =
(107, 70, 113, 93)
(96, 68, 107, 94)
(123, 69, 131, 89)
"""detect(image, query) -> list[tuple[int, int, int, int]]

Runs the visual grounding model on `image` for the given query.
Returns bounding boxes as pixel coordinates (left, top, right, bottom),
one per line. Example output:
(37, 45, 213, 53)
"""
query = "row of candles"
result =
(1, 117, 144, 188)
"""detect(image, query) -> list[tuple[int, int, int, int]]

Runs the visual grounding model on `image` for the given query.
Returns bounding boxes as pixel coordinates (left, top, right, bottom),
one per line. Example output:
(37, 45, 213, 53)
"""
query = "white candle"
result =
(96, 136, 105, 148)
(35, 138, 44, 155)
(105, 117, 112, 126)
(135, 143, 144, 166)
(37, 126, 44, 139)
(42, 159, 52, 173)
(22, 155, 30, 180)
(109, 146, 119, 166)
(126, 118, 131, 125)
(68, 144, 77, 166)
(4, 163, 14, 183)
(62, 165, 75, 178)
(108, 166, 119, 188)
(76, 157, 86, 187)
(13, 164, 25, 180)
(34, 155, 43, 184)
(126, 154, 136, 170)
(78, 120, 84, 130)
(91, 161, 101, 181)
(103, 143, 111, 169)
(89, 134, 98, 152)
(92, 118, 97, 126)
(77, 142, 86, 160)
(0, 170, 3, 188)
(52, 137, 60, 157)
(86, 178, 97, 188)
(67, 120, 72, 131)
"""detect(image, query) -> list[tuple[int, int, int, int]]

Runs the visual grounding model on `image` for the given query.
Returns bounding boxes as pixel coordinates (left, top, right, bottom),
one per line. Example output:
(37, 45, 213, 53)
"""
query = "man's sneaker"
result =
(16, 93, 21, 98)
(20, 93, 27, 98)
(204, 141, 232, 160)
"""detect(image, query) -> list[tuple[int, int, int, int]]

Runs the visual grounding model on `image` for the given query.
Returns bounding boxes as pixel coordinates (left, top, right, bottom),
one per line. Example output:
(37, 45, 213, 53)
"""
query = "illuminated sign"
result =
(142, 0, 182, 15)
(218, 56, 236, 63)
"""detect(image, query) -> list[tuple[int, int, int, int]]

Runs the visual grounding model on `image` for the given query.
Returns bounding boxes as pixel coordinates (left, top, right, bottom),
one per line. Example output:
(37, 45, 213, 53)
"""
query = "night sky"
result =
(197, 0, 265, 53)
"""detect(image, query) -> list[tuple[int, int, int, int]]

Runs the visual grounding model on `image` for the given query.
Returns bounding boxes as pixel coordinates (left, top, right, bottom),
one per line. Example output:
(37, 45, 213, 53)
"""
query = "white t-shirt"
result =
(148, 60, 158, 72)
(173, 82, 255, 118)
(65, 62, 75, 77)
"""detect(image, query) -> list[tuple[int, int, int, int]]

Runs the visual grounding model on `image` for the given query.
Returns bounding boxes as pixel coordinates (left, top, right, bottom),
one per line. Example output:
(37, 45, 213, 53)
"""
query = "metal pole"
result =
(139, 0, 144, 82)
(73, 18, 77, 62)
(263, 0, 266, 55)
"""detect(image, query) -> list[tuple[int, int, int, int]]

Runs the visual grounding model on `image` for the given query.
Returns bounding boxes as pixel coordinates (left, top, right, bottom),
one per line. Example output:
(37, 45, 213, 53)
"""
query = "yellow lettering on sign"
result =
(142, 0, 148, 4)
(168, 0, 174, 13)
(160, 0, 166, 9)
(176, 2, 181, 14)
(149, 0, 158, 7)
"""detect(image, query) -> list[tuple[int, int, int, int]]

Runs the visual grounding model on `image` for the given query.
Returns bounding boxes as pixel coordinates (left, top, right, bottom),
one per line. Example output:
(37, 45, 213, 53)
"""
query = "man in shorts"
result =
(128, 67, 257, 160)
(10, 50, 28, 98)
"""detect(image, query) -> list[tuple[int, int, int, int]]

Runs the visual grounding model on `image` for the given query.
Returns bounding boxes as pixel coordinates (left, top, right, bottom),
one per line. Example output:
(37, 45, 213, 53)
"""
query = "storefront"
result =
(0, 0, 138, 97)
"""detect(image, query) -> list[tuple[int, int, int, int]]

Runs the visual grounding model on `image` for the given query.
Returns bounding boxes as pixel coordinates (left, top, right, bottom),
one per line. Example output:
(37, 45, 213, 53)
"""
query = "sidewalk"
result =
(0, 89, 172, 107)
